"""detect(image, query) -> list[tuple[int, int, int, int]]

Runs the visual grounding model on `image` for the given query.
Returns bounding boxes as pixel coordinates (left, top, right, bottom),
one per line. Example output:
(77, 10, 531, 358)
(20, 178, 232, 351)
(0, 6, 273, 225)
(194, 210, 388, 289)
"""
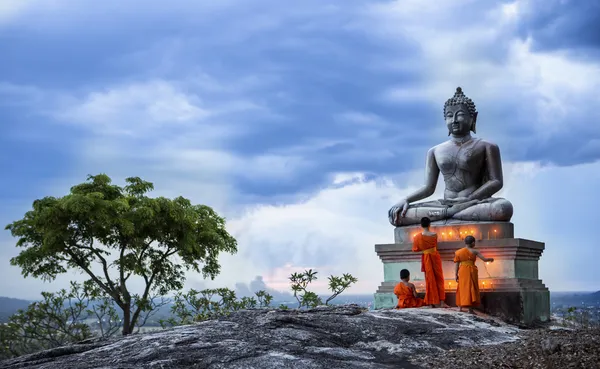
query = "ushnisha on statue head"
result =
(443, 87, 478, 136)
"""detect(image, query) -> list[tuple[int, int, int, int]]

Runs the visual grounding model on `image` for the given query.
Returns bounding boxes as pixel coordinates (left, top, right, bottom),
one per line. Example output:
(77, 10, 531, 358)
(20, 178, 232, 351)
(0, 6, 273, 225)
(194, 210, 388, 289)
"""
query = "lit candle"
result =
(442, 232, 446, 241)
(482, 281, 486, 291)
(493, 229, 497, 239)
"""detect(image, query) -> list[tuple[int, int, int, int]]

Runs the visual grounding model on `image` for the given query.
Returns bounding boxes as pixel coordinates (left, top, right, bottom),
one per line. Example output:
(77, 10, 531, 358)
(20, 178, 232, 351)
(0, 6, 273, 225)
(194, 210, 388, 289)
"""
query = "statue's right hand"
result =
(388, 200, 409, 225)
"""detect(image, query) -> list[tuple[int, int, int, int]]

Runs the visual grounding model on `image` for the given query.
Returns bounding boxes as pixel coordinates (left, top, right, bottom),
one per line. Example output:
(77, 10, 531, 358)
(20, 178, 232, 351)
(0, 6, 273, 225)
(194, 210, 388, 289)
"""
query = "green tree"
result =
(160, 288, 273, 328)
(0, 282, 93, 359)
(0, 281, 167, 360)
(289, 270, 358, 308)
(5, 174, 238, 335)
(0, 324, 16, 360)
(325, 274, 359, 305)
(563, 306, 597, 328)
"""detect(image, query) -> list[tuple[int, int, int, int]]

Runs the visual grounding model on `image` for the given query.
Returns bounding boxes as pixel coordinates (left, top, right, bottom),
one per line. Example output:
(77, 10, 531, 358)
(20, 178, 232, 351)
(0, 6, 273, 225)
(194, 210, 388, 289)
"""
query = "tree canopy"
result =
(5, 174, 238, 335)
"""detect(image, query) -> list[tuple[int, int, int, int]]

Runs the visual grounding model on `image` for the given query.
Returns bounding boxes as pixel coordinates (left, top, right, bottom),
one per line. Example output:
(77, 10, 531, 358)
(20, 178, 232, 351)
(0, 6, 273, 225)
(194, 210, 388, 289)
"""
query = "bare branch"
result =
(65, 249, 123, 307)
(134, 296, 170, 334)
(130, 247, 176, 328)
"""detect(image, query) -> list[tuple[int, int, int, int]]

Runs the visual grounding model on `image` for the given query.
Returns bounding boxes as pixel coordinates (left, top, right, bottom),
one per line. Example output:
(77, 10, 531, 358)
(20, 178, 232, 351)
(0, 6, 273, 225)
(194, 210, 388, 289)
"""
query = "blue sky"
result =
(1, 0, 599, 299)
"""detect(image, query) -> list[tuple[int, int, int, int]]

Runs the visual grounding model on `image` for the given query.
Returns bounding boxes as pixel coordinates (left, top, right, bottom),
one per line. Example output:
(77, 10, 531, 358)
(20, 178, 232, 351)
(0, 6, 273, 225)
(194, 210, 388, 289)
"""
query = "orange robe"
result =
(412, 233, 446, 305)
(454, 247, 480, 307)
(394, 282, 424, 309)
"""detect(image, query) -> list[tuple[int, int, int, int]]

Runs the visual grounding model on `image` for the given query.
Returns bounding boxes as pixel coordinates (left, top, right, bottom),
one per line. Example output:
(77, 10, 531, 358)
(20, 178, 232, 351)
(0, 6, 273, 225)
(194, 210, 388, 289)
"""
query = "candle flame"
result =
(493, 229, 497, 232)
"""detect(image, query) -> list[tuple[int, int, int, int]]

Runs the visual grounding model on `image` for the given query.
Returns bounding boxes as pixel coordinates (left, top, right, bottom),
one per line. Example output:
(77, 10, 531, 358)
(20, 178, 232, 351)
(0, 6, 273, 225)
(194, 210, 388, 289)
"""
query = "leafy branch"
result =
(325, 274, 359, 305)
(160, 288, 273, 328)
(0, 282, 125, 359)
(289, 270, 358, 308)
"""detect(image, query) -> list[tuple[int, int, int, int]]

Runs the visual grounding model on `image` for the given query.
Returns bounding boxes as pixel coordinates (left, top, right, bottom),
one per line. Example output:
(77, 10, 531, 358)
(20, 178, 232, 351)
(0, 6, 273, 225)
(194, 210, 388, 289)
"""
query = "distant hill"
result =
(0, 297, 32, 322)
(550, 290, 600, 307)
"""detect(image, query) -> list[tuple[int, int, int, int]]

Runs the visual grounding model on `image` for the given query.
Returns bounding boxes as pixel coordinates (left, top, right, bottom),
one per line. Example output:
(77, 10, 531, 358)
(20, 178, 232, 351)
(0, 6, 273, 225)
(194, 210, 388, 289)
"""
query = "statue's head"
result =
(443, 87, 478, 136)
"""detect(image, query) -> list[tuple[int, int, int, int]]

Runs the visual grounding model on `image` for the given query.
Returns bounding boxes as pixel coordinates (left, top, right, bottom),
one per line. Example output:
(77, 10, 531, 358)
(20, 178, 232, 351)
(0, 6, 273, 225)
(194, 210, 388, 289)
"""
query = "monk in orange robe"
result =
(412, 216, 447, 307)
(454, 235, 494, 314)
(394, 269, 424, 309)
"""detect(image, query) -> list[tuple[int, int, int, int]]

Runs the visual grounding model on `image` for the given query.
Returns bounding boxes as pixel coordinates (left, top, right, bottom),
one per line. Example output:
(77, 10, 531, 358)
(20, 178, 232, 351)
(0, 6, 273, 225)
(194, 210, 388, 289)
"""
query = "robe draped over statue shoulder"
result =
(393, 282, 424, 309)
(412, 234, 446, 305)
(454, 247, 480, 307)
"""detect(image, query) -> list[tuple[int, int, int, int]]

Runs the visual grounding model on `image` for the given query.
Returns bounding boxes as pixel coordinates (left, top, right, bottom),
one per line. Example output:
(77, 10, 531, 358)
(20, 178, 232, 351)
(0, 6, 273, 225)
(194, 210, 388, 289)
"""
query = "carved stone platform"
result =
(374, 222, 550, 325)
(394, 220, 514, 244)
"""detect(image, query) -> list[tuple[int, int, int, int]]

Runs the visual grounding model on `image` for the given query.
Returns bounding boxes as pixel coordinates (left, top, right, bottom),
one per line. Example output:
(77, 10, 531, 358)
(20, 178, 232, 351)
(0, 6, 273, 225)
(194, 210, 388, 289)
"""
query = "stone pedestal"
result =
(373, 222, 550, 325)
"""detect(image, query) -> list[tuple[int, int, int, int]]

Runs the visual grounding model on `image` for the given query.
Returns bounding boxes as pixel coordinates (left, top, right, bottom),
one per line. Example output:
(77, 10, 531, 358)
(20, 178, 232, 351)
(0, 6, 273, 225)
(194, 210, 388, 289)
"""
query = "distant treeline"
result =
(551, 291, 600, 307)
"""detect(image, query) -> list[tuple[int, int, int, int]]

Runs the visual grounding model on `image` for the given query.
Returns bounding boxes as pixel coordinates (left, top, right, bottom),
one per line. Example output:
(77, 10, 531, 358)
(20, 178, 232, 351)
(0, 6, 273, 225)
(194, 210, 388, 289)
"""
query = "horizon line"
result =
(2, 290, 599, 301)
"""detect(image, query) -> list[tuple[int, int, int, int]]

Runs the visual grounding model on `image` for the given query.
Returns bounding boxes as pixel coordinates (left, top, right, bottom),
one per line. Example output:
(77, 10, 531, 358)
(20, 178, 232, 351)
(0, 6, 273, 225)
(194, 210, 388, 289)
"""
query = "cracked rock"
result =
(0, 305, 524, 369)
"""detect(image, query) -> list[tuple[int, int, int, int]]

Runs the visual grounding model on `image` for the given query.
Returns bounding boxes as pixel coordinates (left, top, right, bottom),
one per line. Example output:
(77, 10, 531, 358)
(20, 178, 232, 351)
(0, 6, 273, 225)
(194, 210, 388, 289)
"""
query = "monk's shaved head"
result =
(464, 235, 476, 245)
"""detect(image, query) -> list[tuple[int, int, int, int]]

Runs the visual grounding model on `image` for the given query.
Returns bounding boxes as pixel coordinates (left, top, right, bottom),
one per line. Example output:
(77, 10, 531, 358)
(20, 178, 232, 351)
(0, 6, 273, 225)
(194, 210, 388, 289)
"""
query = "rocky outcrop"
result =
(0, 305, 521, 369)
(416, 326, 600, 369)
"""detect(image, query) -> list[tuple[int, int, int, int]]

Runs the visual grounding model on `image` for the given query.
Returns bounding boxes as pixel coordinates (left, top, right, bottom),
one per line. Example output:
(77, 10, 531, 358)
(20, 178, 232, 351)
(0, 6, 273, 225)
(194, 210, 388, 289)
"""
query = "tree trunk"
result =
(122, 305, 132, 335)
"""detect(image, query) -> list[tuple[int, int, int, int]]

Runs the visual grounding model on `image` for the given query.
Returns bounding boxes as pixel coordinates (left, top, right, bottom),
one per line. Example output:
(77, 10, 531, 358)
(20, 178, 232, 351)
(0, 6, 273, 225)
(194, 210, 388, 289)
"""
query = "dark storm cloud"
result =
(517, 0, 600, 52)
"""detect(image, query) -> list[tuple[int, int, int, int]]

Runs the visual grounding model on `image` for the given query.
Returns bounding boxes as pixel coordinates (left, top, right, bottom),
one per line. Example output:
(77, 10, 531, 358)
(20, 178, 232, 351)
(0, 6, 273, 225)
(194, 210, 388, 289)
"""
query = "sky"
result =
(1, 0, 599, 300)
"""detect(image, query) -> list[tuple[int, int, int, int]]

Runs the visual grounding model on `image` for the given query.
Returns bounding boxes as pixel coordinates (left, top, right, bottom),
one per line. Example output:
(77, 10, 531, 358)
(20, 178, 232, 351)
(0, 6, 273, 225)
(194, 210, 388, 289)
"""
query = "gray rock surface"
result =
(416, 326, 600, 368)
(0, 305, 520, 369)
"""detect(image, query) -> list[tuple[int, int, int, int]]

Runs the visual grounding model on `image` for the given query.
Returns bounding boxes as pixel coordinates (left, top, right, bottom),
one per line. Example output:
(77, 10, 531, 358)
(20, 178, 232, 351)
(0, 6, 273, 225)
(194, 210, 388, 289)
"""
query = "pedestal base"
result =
(373, 229, 550, 326)
(374, 280, 550, 326)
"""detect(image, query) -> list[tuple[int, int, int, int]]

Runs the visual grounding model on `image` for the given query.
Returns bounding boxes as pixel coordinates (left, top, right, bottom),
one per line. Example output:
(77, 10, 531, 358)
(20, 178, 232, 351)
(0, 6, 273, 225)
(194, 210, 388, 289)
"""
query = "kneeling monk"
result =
(394, 269, 424, 309)
(412, 216, 447, 307)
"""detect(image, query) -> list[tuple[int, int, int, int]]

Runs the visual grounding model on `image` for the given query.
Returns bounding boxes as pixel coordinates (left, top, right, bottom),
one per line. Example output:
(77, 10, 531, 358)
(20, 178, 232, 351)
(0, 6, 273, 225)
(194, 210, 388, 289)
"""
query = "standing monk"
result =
(394, 269, 424, 309)
(412, 217, 447, 308)
(454, 235, 494, 314)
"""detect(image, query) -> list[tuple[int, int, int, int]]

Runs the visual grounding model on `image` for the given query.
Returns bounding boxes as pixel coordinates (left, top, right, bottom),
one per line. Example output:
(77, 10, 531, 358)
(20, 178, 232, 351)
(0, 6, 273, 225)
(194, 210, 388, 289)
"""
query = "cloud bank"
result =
(1, 0, 599, 299)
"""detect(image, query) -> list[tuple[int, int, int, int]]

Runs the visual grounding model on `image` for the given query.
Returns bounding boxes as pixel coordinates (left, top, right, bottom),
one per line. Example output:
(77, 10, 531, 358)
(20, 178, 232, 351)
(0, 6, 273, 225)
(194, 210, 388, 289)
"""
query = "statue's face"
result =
(444, 104, 472, 136)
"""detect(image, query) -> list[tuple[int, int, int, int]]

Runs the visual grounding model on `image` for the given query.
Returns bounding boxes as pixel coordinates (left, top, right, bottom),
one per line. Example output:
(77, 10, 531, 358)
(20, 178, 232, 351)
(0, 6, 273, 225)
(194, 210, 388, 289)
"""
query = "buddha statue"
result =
(388, 87, 513, 226)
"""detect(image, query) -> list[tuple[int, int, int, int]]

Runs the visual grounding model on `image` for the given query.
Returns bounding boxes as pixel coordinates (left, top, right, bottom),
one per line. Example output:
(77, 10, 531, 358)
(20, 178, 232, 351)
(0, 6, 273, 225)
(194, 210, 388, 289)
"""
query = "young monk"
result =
(394, 269, 424, 309)
(412, 217, 447, 308)
(454, 235, 494, 314)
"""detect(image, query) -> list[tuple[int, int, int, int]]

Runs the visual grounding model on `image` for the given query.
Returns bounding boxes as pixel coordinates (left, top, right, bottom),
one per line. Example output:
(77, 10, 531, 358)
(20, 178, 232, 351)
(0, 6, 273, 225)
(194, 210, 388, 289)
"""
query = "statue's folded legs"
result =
(389, 198, 513, 226)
